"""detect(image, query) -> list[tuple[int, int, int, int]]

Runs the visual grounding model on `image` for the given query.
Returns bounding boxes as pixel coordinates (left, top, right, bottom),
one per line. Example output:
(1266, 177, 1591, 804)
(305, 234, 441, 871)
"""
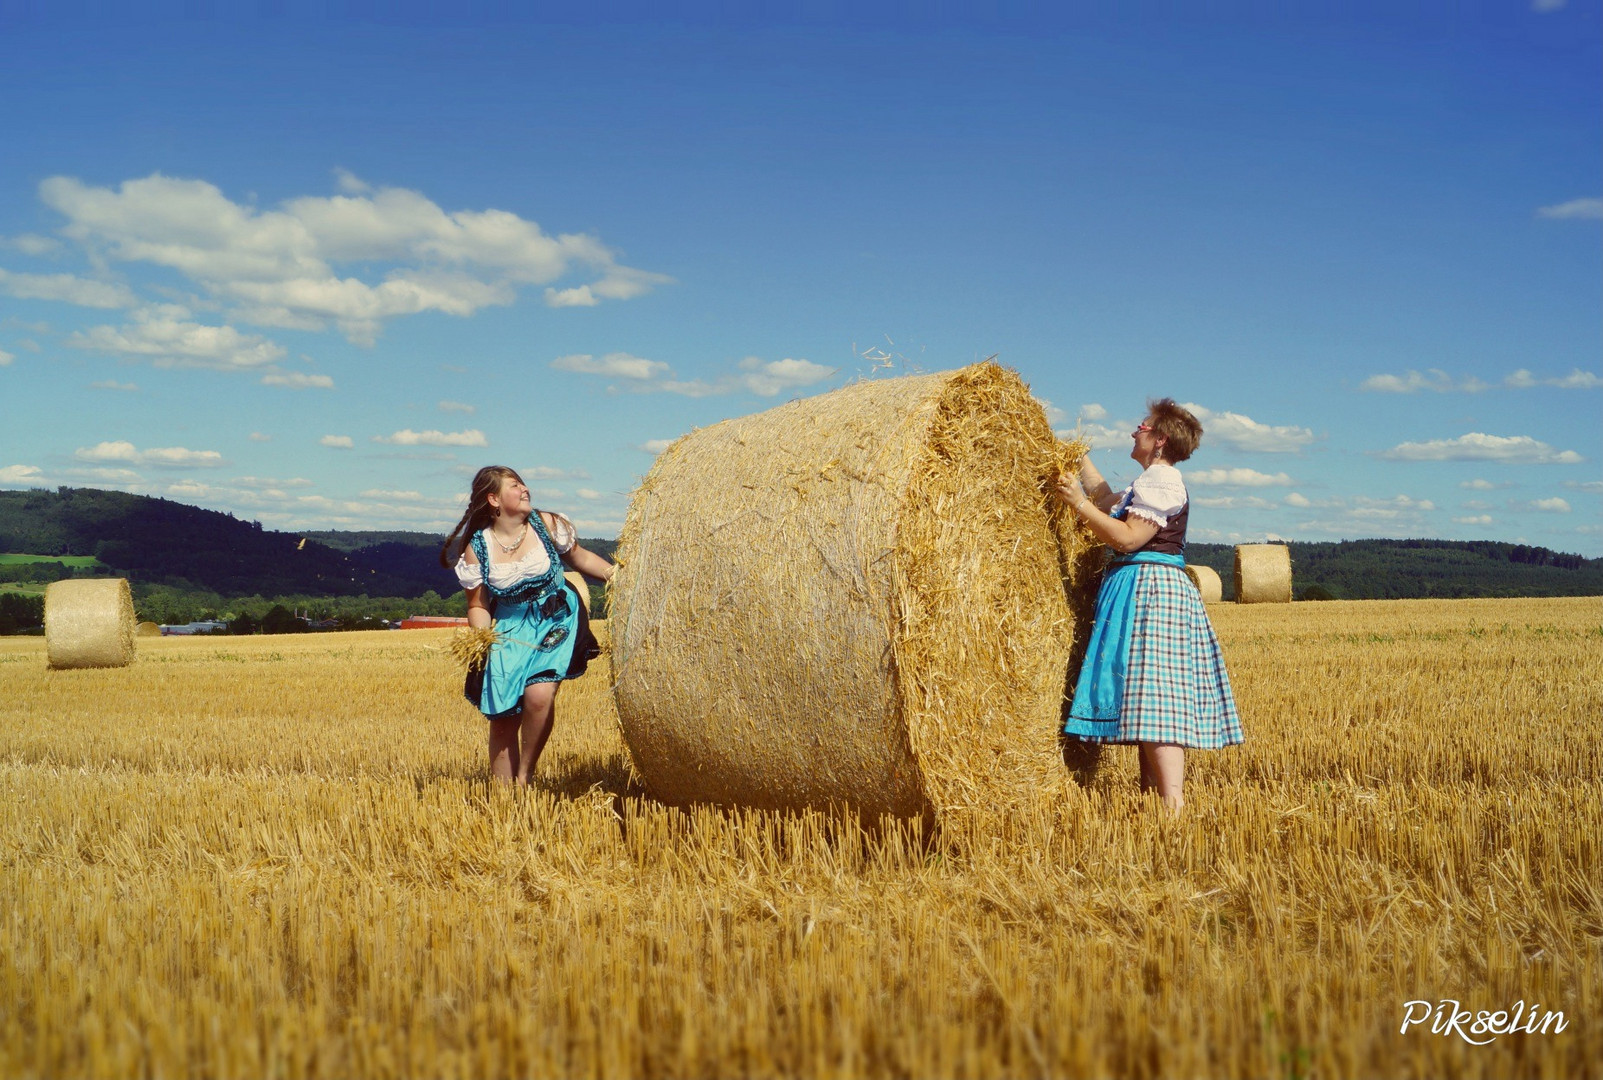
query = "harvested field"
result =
(1, 597, 1599, 1078)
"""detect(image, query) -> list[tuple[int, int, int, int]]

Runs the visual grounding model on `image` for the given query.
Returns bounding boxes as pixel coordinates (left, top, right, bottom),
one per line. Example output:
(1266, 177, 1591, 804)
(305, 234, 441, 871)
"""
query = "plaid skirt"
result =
(1064, 555, 1243, 748)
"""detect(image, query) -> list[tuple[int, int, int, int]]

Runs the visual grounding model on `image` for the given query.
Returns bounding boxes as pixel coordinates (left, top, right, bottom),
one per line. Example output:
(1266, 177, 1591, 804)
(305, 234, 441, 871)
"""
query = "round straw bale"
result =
(136, 620, 163, 637)
(1234, 543, 1292, 604)
(1183, 564, 1223, 603)
(564, 571, 591, 615)
(611, 362, 1098, 822)
(45, 578, 137, 669)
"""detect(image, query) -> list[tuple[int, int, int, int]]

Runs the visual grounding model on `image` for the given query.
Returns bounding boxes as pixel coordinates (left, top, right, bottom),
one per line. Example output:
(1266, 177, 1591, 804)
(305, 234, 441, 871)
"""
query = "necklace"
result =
(492, 521, 527, 553)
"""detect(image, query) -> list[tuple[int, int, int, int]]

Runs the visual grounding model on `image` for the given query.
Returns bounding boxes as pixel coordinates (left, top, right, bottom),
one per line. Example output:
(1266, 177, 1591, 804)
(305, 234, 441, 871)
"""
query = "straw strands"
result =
(564, 571, 591, 615)
(44, 578, 136, 670)
(1234, 543, 1292, 604)
(611, 363, 1100, 822)
(136, 620, 162, 637)
(0, 599, 1599, 1079)
(1184, 564, 1223, 603)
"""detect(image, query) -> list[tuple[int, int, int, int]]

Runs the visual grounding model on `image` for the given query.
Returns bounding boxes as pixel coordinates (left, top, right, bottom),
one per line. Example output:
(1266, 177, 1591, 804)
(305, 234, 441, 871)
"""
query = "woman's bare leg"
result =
(1138, 742, 1185, 811)
(488, 716, 520, 782)
(514, 682, 558, 785)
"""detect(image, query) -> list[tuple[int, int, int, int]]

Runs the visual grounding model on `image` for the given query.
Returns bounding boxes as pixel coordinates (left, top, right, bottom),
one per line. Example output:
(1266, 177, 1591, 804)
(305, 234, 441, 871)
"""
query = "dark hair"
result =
(439, 465, 525, 567)
(1147, 398, 1203, 463)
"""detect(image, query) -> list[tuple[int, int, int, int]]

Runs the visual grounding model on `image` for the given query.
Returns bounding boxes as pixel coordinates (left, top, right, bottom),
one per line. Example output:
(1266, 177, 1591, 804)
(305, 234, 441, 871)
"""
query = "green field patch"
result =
(0, 554, 103, 568)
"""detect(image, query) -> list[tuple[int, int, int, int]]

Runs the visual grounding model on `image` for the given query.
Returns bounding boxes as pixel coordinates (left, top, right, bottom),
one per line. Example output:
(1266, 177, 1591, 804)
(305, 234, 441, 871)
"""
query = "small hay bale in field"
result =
(1234, 544, 1292, 604)
(45, 578, 136, 669)
(564, 571, 591, 615)
(136, 620, 162, 637)
(1184, 564, 1223, 603)
(611, 362, 1100, 822)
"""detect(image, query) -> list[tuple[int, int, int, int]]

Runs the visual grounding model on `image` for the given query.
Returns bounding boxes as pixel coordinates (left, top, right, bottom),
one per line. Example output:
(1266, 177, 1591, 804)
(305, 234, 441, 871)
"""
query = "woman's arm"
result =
(561, 542, 615, 583)
(457, 544, 493, 629)
(1053, 475, 1160, 554)
(1077, 459, 1118, 511)
(465, 584, 493, 629)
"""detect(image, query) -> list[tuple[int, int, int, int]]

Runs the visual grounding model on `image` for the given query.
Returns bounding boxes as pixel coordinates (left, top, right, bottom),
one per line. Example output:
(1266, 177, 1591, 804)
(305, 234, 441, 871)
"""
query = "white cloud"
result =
(639, 439, 673, 454)
(1566, 480, 1603, 494)
(249, 432, 272, 442)
(373, 428, 488, 447)
(1037, 399, 1068, 425)
(0, 348, 12, 367)
(545, 285, 598, 308)
(522, 465, 590, 480)
(1284, 492, 1311, 508)
(320, 435, 354, 449)
(360, 488, 425, 500)
(260, 370, 335, 389)
(552, 352, 671, 381)
(574, 488, 607, 500)
(1537, 196, 1601, 219)
(1055, 419, 1131, 450)
(1186, 468, 1294, 487)
(1453, 515, 1495, 525)
(1523, 498, 1572, 513)
(0, 464, 44, 484)
(438, 399, 475, 413)
(554, 352, 836, 398)
(0, 268, 137, 308)
(1360, 368, 1489, 394)
(1078, 403, 1108, 421)
(89, 379, 139, 391)
(1181, 403, 1315, 453)
(1378, 433, 1584, 464)
(74, 441, 225, 468)
(234, 475, 313, 489)
(1192, 495, 1279, 510)
(333, 167, 372, 195)
(36, 172, 671, 344)
(3, 233, 63, 256)
(69, 307, 286, 370)
(1505, 368, 1602, 390)
(66, 467, 142, 483)
(1531, 0, 1566, 11)
(1460, 478, 1501, 490)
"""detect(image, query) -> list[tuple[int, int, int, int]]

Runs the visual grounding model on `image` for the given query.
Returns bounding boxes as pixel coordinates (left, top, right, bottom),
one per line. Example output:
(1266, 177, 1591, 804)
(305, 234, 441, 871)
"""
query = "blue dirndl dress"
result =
(461, 515, 598, 719)
(1063, 510, 1243, 749)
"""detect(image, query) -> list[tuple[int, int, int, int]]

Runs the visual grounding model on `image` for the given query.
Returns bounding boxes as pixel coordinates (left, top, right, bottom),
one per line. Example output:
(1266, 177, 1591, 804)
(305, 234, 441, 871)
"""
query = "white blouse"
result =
(1113, 463, 1188, 528)
(454, 512, 577, 591)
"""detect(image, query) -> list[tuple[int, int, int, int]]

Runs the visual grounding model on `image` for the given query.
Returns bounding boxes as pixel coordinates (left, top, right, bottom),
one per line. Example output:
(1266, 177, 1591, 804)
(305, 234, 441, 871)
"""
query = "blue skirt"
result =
(1064, 552, 1243, 748)
(464, 581, 598, 719)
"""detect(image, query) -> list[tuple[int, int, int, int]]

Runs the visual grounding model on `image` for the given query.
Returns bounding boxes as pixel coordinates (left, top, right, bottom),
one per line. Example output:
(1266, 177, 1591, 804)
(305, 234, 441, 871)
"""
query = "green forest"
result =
(1, 486, 1597, 633)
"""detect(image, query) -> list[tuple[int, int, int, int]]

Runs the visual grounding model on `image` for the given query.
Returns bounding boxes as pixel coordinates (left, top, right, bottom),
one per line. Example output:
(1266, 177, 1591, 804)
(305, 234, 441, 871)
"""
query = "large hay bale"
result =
(1183, 564, 1223, 603)
(610, 362, 1098, 822)
(564, 571, 591, 615)
(45, 578, 137, 669)
(1234, 544, 1292, 604)
(136, 620, 162, 637)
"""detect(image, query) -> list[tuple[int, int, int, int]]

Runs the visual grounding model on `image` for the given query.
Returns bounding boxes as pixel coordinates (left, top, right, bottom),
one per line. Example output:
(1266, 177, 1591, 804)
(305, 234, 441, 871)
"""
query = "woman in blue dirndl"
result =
(440, 466, 615, 785)
(1053, 398, 1242, 811)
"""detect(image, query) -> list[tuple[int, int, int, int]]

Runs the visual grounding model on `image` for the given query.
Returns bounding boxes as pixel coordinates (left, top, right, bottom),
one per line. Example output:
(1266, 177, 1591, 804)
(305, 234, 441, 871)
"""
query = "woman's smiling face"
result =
(492, 474, 531, 517)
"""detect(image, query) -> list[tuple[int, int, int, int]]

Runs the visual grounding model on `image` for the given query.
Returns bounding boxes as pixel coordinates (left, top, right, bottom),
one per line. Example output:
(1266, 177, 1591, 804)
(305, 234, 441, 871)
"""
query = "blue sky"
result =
(1, 4, 1598, 553)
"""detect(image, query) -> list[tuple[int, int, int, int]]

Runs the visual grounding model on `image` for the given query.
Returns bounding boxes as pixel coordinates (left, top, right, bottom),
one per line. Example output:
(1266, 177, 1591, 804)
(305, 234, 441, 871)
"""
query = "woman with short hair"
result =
(1053, 398, 1242, 811)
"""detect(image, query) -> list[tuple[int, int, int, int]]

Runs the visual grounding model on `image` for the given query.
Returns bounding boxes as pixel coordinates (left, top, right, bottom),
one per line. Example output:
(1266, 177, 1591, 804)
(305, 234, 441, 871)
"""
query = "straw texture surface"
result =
(1184, 564, 1223, 603)
(136, 621, 163, 637)
(610, 363, 1099, 822)
(1234, 544, 1293, 604)
(564, 571, 591, 615)
(45, 578, 137, 670)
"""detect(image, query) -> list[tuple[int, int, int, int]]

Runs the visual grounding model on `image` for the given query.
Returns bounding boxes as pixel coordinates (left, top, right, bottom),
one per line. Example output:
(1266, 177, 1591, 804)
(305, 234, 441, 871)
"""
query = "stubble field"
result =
(1, 596, 1599, 1078)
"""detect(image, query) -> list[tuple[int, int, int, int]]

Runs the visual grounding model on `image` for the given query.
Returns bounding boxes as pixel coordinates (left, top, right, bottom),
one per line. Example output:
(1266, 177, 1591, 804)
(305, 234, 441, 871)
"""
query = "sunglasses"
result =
(1132, 423, 1153, 437)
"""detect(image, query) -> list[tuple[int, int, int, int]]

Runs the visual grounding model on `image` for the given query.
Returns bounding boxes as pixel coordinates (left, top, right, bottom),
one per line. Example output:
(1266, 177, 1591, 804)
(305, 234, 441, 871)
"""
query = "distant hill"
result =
(0, 488, 616, 598)
(1184, 539, 1603, 600)
(1, 487, 1596, 601)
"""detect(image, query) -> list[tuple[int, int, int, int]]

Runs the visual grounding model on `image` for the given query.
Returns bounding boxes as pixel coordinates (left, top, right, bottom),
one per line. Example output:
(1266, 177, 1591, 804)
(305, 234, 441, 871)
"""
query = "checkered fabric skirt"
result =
(1064, 560, 1244, 748)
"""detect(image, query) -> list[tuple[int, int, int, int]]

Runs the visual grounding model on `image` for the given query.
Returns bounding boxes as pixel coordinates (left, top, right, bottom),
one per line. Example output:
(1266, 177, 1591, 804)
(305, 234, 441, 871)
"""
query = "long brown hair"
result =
(439, 465, 525, 567)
